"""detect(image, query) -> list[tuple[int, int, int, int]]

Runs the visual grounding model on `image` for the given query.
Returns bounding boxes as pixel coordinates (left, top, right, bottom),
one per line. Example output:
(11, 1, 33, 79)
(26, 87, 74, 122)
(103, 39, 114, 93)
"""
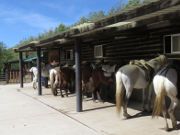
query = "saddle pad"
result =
(54, 67, 60, 72)
(102, 64, 116, 77)
(102, 64, 116, 73)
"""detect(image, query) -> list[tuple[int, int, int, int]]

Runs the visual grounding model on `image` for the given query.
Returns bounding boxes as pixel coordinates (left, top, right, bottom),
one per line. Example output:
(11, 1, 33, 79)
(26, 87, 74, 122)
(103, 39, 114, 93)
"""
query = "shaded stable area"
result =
(15, 0, 180, 112)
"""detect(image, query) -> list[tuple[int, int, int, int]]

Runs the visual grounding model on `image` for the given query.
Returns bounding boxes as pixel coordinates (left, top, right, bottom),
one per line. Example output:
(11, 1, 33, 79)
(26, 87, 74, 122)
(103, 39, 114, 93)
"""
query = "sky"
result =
(0, 0, 127, 48)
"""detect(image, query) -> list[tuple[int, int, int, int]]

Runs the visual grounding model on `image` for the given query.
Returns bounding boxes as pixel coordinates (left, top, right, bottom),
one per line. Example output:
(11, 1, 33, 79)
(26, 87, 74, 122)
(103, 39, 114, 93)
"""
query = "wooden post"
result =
(19, 52, 23, 88)
(74, 39, 82, 112)
(5, 69, 9, 84)
(37, 47, 42, 95)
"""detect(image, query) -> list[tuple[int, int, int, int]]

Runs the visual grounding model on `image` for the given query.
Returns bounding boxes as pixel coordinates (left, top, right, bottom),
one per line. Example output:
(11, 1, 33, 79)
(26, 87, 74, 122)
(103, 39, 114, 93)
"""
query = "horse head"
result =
(147, 55, 168, 73)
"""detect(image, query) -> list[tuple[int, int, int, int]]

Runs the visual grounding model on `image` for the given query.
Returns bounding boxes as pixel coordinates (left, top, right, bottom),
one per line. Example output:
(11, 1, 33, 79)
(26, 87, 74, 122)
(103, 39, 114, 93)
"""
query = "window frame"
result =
(94, 45, 103, 58)
(65, 49, 73, 60)
(164, 33, 180, 54)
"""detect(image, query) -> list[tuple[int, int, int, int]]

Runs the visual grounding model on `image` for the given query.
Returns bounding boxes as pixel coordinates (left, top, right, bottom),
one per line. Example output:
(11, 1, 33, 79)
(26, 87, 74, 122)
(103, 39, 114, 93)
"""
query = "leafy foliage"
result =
(0, 42, 18, 71)
(16, 23, 69, 47)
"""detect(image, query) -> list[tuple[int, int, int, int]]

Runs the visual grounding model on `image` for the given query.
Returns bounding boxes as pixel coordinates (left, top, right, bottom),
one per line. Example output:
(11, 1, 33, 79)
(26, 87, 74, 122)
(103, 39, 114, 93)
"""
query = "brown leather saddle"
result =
(129, 60, 154, 82)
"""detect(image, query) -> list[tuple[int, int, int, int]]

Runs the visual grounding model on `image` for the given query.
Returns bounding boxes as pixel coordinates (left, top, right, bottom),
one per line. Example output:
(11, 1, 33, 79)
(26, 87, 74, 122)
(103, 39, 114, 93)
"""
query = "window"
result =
(172, 35, 180, 53)
(164, 36, 171, 53)
(94, 45, 103, 58)
(164, 34, 180, 54)
(65, 49, 73, 60)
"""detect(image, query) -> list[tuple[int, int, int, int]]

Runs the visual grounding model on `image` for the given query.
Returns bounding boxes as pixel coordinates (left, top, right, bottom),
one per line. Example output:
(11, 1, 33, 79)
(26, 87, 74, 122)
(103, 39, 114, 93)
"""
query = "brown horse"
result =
(82, 62, 117, 102)
(58, 67, 75, 97)
(50, 65, 75, 97)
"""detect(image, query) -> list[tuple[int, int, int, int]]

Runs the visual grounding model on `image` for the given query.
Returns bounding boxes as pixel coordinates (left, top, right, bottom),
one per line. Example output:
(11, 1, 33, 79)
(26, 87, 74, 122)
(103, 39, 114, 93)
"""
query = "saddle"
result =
(129, 59, 154, 82)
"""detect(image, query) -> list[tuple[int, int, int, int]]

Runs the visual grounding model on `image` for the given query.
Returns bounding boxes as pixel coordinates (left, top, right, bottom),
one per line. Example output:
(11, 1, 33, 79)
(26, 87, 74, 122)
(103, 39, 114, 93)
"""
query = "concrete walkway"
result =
(0, 83, 180, 135)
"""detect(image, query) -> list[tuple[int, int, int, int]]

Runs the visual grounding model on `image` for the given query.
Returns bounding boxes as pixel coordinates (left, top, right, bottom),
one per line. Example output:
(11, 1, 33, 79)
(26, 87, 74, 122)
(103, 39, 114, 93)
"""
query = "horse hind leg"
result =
(146, 83, 154, 112)
(33, 81, 37, 89)
(168, 96, 178, 130)
(162, 99, 169, 131)
(65, 83, 69, 97)
(92, 90, 96, 102)
(60, 89, 64, 97)
(96, 89, 103, 102)
(142, 88, 146, 111)
(123, 85, 133, 118)
(66, 90, 68, 97)
(65, 89, 68, 97)
(142, 85, 151, 112)
(123, 90, 132, 118)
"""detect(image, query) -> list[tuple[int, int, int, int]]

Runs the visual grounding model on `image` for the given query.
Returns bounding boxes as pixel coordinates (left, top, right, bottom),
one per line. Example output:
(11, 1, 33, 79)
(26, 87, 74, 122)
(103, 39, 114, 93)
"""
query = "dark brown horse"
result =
(59, 67, 75, 97)
(58, 67, 75, 97)
(82, 62, 116, 102)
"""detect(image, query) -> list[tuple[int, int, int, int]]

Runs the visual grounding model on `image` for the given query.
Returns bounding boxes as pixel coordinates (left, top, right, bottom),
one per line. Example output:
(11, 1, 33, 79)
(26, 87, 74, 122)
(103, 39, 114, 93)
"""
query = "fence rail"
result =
(0, 71, 6, 82)
(1, 70, 33, 84)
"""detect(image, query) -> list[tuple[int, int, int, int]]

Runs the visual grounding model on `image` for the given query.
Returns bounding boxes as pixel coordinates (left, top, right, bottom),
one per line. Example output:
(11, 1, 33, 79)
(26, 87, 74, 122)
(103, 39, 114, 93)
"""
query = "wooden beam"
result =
(17, 41, 39, 51)
(14, 48, 36, 53)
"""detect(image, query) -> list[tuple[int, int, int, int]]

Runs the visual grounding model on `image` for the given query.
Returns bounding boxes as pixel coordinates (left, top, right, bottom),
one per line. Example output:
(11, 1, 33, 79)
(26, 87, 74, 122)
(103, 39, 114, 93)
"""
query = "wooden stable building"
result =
(15, 0, 180, 112)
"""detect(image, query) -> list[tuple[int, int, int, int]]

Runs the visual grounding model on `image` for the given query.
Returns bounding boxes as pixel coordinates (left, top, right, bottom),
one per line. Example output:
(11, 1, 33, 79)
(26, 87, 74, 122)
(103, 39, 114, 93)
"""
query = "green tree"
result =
(55, 23, 69, 34)
(108, 7, 117, 16)
(142, 0, 157, 4)
(0, 42, 18, 71)
(88, 11, 106, 21)
(123, 0, 141, 10)
(74, 16, 89, 25)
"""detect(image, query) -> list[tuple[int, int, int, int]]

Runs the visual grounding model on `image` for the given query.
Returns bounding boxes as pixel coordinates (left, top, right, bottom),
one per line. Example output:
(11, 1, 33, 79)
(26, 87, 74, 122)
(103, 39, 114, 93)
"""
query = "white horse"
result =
(152, 65, 179, 131)
(49, 67, 60, 96)
(29, 67, 38, 89)
(116, 55, 167, 118)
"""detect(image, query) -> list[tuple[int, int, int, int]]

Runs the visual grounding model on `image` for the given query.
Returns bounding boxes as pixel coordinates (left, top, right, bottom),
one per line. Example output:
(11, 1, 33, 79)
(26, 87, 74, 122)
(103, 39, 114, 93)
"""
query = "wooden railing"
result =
(0, 71, 6, 82)
(7, 70, 32, 83)
(9, 70, 19, 83)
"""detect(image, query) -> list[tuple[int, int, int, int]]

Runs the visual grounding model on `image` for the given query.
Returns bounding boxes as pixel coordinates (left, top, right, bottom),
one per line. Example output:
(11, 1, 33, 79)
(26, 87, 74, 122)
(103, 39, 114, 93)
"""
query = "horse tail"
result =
(49, 69, 55, 87)
(152, 78, 165, 118)
(116, 71, 125, 114)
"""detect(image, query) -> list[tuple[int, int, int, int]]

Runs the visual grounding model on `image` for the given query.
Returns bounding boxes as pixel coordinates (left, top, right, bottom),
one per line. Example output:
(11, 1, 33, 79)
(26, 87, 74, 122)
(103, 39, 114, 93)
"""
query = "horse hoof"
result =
(98, 99, 104, 103)
(142, 108, 150, 113)
(93, 100, 99, 103)
(95, 100, 99, 103)
(61, 95, 64, 98)
(173, 125, 178, 130)
(123, 113, 131, 119)
(162, 126, 170, 131)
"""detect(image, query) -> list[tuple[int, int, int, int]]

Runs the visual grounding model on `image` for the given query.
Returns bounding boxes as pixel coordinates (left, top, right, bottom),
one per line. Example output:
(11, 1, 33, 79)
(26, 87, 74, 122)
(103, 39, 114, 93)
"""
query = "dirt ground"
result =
(0, 83, 180, 135)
